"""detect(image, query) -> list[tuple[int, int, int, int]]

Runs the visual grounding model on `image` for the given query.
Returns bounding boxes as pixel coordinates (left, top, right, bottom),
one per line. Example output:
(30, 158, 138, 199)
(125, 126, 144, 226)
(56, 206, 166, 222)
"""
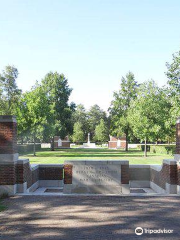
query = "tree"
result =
(72, 122, 84, 143)
(16, 83, 51, 156)
(94, 119, 109, 142)
(109, 72, 138, 151)
(41, 72, 75, 150)
(165, 50, 180, 139)
(87, 104, 107, 140)
(128, 80, 171, 156)
(0, 65, 21, 114)
(72, 104, 89, 136)
(166, 50, 180, 96)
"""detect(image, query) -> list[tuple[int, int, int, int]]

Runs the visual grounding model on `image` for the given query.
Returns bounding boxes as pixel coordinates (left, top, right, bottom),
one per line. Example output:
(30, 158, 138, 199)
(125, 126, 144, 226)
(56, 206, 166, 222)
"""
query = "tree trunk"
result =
(125, 131, 128, 152)
(144, 137, 147, 157)
(51, 136, 55, 151)
(33, 132, 36, 156)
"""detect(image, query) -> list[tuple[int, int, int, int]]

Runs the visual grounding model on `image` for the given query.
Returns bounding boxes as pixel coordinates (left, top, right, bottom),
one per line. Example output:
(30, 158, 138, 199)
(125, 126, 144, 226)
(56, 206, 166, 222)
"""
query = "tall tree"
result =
(87, 104, 107, 140)
(16, 83, 51, 156)
(128, 80, 171, 156)
(109, 72, 138, 151)
(166, 50, 180, 96)
(72, 104, 89, 136)
(165, 50, 180, 137)
(41, 72, 74, 150)
(94, 119, 109, 142)
(72, 122, 84, 143)
(0, 65, 21, 114)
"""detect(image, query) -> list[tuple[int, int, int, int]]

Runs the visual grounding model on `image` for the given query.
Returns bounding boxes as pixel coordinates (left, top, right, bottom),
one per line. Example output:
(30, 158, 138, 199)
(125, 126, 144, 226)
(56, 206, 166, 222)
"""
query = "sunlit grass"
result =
(20, 148, 172, 165)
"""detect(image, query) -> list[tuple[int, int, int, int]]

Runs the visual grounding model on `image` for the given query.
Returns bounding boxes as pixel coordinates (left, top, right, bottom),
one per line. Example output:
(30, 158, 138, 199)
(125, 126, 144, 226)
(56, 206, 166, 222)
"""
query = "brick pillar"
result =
(0, 115, 19, 195)
(64, 164, 73, 184)
(174, 117, 180, 194)
(175, 117, 180, 160)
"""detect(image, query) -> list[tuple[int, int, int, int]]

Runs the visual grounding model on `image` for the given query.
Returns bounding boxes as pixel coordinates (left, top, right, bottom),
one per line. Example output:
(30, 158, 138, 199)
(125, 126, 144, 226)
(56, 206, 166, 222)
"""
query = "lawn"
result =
(0, 201, 6, 212)
(20, 148, 172, 165)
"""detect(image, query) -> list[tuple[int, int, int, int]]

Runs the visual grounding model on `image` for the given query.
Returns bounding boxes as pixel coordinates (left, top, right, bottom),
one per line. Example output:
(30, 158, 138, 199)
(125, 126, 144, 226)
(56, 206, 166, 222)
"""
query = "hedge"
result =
(18, 144, 41, 155)
(140, 145, 150, 152)
(149, 145, 175, 155)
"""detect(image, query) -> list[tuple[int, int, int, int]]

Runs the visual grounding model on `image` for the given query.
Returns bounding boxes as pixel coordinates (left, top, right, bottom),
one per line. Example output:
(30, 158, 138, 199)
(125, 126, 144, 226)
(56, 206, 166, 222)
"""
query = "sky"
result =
(0, 0, 180, 111)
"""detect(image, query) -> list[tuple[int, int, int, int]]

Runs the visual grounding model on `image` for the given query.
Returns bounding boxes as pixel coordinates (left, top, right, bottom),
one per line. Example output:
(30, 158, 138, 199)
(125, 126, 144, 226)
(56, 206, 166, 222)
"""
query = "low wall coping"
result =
(150, 165, 162, 171)
(129, 164, 151, 168)
(30, 164, 39, 171)
(64, 160, 129, 165)
(163, 159, 177, 165)
(17, 159, 29, 164)
(38, 164, 64, 168)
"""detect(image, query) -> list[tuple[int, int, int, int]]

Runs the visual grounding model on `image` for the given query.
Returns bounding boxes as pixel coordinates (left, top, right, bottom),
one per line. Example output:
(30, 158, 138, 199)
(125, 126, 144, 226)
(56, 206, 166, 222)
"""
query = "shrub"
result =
(150, 145, 175, 155)
(141, 145, 150, 152)
(18, 144, 41, 155)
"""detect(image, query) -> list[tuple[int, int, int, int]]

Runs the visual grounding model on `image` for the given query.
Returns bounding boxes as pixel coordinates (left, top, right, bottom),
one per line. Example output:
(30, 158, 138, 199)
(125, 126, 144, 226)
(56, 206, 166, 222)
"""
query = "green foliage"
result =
(94, 119, 109, 142)
(16, 83, 51, 155)
(41, 72, 74, 139)
(150, 145, 175, 155)
(0, 65, 21, 114)
(166, 51, 180, 95)
(17, 83, 50, 135)
(72, 122, 84, 143)
(88, 104, 108, 137)
(18, 144, 41, 155)
(109, 71, 138, 150)
(0, 202, 7, 212)
(165, 50, 180, 140)
(128, 80, 171, 143)
(72, 104, 89, 136)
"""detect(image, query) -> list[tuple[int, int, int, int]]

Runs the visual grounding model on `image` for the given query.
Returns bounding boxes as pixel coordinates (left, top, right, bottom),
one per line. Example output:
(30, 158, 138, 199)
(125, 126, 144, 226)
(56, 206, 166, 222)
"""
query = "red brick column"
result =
(176, 117, 180, 155)
(64, 164, 73, 184)
(174, 117, 180, 193)
(121, 165, 129, 184)
(0, 115, 18, 159)
(0, 115, 18, 195)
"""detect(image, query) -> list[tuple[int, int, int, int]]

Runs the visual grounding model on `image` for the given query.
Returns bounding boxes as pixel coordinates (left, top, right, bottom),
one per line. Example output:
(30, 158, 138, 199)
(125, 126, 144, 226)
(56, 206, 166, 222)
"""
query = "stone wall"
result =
(15, 160, 39, 193)
(150, 161, 177, 191)
(39, 165, 63, 187)
(129, 165, 150, 188)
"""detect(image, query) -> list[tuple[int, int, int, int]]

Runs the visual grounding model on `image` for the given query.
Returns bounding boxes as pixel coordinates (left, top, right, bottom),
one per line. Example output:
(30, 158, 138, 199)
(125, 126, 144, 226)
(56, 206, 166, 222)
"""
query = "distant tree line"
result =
(0, 49, 180, 155)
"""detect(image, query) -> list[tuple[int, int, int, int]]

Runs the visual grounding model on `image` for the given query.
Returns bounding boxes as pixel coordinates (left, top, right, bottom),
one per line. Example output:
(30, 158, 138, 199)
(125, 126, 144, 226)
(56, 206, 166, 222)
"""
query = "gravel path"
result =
(0, 195, 180, 240)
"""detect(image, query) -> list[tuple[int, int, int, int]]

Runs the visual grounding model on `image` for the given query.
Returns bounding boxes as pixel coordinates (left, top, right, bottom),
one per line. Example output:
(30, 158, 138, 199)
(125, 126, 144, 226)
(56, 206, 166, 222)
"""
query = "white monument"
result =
(83, 133, 96, 148)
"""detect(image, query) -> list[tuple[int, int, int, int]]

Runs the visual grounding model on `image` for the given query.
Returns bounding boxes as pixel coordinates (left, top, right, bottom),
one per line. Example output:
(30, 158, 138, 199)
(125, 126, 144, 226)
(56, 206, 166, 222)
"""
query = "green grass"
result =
(0, 201, 6, 212)
(20, 148, 172, 165)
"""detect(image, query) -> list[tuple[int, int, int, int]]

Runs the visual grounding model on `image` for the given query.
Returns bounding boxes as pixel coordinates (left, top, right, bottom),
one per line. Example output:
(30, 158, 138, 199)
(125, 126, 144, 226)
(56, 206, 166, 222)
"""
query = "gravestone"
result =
(63, 160, 130, 194)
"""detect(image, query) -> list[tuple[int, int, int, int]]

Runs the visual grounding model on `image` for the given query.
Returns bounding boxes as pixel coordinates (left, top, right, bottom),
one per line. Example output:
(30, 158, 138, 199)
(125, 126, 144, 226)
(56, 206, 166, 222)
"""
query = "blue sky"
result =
(0, 0, 180, 111)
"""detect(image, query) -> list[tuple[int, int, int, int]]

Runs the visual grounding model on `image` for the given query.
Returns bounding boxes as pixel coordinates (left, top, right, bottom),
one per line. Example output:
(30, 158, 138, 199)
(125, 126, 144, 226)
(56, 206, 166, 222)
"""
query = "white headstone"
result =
(58, 139, 62, 147)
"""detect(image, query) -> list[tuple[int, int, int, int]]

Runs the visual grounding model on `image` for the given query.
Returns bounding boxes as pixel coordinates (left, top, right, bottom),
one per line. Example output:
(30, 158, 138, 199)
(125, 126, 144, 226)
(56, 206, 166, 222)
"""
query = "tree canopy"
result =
(109, 72, 138, 150)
